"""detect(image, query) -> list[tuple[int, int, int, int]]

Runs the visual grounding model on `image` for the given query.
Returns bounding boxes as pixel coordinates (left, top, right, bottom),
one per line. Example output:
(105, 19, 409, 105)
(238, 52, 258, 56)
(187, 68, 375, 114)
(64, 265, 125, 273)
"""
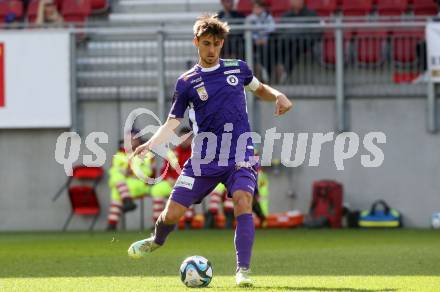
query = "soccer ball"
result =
(432, 213, 440, 229)
(179, 255, 213, 288)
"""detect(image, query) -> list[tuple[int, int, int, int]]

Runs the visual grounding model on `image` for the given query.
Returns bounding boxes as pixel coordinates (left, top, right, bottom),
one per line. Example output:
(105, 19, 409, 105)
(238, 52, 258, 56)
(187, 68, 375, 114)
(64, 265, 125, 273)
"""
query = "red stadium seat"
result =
(27, 0, 39, 22)
(413, 0, 438, 16)
(341, 0, 373, 16)
(391, 29, 425, 63)
(321, 30, 353, 65)
(0, 0, 23, 22)
(90, 0, 108, 13)
(306, 0, 338, 16)
(62, 0, 91, 23)
(237, 0, 253, 16)
(270, 0, 291, 17)
(61, 166, 103, 231)
(355, 30, 388, 64)
(377, 0, 409, 16)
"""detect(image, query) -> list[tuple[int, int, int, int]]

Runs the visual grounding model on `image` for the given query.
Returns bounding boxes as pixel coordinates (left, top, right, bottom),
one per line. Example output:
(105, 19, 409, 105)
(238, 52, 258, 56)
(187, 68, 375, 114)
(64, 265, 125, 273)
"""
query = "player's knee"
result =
(232, 191, 253, 213)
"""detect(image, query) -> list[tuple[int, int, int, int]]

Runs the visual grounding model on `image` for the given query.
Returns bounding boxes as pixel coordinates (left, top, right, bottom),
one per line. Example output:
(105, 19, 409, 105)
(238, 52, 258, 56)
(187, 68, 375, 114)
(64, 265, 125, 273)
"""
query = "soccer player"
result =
(127, 14, 292, 287)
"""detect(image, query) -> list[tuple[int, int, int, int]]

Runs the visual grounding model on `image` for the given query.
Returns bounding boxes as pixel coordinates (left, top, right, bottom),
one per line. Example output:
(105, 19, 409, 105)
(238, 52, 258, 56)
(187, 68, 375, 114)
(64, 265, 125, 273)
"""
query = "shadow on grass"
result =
(249, 288, 396, 292)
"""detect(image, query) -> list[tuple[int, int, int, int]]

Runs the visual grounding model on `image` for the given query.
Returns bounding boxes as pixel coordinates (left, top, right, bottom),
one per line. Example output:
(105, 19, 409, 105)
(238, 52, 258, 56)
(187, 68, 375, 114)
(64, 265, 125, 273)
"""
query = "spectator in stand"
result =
(218, 0, 245, 59)
(4, 13, 20, 27)
(245, 0, 275, 82)
(282, 0, 317, 19)
(218, 0, 244, 21)
(106, 129, 153, 231)
(36, 0, 63, 25)
(150, 127, 193, 226)
(273, 0, 319, 84)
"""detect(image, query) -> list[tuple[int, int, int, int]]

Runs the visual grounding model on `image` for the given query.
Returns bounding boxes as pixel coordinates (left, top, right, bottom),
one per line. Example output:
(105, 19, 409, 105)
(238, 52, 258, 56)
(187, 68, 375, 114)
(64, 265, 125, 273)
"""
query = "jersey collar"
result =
(197, 60, 222, 72)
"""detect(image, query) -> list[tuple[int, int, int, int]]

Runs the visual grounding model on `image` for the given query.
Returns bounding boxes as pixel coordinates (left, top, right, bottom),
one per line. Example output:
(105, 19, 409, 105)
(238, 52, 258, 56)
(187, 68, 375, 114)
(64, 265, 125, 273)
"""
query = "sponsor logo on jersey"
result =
(175, 175, 195, 190)
(190, 76, 203, 84)
(193, 82, 205, 89)
(224, 60, 239, 67)
(196, 86, 209, 101)
(226, 75, 239, 86)
(224, 69, 241, 75)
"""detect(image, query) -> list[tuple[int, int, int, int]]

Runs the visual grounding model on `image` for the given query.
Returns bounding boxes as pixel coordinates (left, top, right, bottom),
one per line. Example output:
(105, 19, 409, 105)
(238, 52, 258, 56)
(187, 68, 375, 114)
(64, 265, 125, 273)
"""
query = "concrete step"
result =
(117, 0, 218, 3)
(113, 0, 219, 14)
(85, 40, 195, 57)
(77, 86, 159, 100)
(109, 12, 202, 23)
(77, 70, 183, 87)
(76, 56, 194, 71)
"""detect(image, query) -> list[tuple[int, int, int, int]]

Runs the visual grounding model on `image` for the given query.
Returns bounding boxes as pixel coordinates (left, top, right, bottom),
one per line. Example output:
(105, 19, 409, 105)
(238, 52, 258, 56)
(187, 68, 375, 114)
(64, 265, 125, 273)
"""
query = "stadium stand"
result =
(413, 0, 438, 16)
(237, 0, 253, 15)
(0, 0, 23, 22)
(26, 0, 39, 22)
(321, 31, 353, 65)
(26, 0, 106, 23)
(377, 0, 408, 16)
(61, 0, 92, 22)
(341, 0, 373, 16)
(306, 0, 338, 16)
(269, 0, 291, 18)
(391, 29, 425, 64)
(90, 0, 108, 12)
(355, 30, 388, 65)
(73, 0, 439, 100)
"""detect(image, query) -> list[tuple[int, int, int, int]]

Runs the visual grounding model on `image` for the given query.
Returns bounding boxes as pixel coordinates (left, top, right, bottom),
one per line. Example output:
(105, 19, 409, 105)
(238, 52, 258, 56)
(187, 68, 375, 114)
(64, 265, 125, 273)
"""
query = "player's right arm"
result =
(240, 60, 293, 116)
(130, 78, 189, 160)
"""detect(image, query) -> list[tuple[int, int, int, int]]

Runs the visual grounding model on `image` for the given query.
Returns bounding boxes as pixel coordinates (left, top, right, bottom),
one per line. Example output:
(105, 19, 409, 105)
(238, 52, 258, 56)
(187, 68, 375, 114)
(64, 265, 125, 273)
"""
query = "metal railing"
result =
(68, 19, 438, 133)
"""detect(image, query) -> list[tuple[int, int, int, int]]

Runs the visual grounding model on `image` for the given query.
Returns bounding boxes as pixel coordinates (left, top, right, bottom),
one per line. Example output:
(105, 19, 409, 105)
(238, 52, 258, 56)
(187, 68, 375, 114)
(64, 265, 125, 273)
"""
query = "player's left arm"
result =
(251, 82, 293, 116)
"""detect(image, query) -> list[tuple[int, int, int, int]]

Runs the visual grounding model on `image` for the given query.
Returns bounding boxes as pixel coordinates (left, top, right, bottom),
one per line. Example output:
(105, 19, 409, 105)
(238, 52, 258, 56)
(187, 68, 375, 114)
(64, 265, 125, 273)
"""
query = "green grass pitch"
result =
(1, 229, 440, 291)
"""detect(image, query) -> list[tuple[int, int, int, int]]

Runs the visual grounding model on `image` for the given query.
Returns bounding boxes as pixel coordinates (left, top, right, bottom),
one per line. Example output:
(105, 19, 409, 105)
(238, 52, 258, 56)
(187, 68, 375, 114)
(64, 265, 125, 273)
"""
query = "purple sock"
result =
(234, 213, 255, 270)
(153, 216, 176, 246)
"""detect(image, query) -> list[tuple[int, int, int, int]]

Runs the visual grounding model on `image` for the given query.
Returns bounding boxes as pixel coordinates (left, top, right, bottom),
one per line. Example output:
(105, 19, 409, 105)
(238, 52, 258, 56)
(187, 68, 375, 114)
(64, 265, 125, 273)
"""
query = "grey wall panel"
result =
(0, 98, 439, 230)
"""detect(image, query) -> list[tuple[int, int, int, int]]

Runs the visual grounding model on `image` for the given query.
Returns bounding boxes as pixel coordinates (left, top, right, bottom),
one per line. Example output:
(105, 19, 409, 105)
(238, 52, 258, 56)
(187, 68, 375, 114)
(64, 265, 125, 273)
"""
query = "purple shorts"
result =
(169, 164, 258, 208)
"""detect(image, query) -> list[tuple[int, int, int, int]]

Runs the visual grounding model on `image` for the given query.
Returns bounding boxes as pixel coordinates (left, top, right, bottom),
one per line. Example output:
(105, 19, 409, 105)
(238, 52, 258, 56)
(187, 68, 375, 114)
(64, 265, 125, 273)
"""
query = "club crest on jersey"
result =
(196, 86, 209, 101)
(226, 74, 239, 86)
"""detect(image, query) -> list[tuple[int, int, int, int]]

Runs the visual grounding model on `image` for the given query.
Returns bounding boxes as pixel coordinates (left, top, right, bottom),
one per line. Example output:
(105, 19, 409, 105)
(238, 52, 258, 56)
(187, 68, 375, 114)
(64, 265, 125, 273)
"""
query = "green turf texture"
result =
(1, 229, 439, 291)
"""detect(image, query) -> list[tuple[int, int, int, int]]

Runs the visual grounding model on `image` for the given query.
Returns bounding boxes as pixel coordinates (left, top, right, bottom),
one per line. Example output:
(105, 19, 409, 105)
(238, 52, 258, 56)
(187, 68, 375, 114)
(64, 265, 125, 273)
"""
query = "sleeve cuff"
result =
(245, 76, 261, 92)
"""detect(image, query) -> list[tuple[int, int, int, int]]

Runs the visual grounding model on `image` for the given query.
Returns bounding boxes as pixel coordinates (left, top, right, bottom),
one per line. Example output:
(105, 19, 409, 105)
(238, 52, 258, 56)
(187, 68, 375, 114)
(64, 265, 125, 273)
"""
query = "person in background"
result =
(205, 165, 269, 229)
(36, 0, 63, 25)
(205, 183, 235, 228)
(4, 13, 20, 27)
(274, 0, 319, 83)
(150, 128, 193, 225)
(245, 0, 275, 82)
(106, 129, 153, 231)
(218, 0, 244, 21)
(218, 0, 246, 59)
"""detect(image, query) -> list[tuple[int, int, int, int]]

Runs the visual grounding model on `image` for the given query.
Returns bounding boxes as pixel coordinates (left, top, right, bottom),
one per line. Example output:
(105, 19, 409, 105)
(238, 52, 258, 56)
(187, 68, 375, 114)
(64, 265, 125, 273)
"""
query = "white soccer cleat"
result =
(235, 267, 253, 287)
(127, 236, 161, 259)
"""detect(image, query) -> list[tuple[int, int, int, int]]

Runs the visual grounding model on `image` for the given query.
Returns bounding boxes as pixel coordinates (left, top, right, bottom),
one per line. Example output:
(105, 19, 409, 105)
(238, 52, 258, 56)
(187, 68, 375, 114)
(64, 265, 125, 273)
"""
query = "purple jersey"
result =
(169, 59, 257, 176)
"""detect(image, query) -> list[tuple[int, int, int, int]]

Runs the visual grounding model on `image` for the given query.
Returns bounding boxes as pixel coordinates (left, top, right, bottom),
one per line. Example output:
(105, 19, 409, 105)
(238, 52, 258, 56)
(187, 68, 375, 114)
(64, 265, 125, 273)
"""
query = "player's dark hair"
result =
(193, 14, 230, 40)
